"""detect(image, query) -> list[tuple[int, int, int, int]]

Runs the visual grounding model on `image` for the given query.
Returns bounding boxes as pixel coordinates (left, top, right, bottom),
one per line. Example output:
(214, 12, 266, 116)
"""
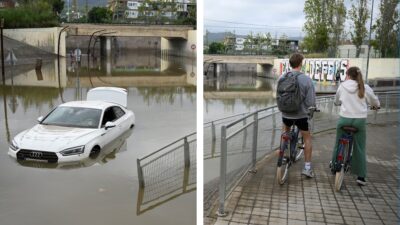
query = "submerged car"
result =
(8, 87, 135, 163)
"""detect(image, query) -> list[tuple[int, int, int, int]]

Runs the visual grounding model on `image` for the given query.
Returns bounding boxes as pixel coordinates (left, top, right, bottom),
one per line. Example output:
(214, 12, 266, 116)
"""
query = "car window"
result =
(113, 106, 125, 119)
(101, 107, 118, 127)
(42, 106, 101, 129)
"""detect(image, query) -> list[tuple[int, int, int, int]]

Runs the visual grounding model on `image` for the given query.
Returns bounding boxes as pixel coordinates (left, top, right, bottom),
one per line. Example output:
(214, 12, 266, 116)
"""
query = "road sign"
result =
(5, 50, 17, 65)
(191, 44, 196, 50)
(272, 68, 277, 73)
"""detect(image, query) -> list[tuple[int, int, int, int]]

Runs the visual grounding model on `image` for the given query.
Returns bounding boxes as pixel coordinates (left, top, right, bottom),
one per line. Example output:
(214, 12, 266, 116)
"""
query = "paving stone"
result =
(205, 123, 399, 225)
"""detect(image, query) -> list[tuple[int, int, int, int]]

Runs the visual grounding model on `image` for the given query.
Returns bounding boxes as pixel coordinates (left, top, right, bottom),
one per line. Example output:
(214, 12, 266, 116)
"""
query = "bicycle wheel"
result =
(335, 167, 345, 191)
(276, 160, 289, 185)
(334, 140, 350, 191)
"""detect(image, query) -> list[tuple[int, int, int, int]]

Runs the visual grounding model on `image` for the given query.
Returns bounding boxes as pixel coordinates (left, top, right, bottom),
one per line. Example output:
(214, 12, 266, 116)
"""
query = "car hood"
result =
(16, 124, 98, 152)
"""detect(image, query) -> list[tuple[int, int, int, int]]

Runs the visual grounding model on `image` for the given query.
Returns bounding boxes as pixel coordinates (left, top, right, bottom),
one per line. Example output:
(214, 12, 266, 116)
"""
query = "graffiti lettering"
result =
(280, 58, 349, 82)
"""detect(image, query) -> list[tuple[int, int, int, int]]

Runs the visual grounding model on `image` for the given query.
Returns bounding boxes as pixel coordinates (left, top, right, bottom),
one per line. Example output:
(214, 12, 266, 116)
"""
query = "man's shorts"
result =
(282, 117, 309, 131)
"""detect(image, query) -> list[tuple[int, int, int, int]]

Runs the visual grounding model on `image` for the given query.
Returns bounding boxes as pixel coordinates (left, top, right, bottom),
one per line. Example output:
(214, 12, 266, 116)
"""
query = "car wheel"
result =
(89, 146, 101, 159)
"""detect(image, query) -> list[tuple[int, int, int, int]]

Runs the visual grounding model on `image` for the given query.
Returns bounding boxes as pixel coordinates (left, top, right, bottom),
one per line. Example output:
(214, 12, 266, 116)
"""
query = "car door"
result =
(111, 106, 128, 135)
(100, 107, 120, 146)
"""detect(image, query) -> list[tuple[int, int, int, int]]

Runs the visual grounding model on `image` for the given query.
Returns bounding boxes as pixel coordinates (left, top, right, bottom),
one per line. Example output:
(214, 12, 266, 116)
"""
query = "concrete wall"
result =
(4, 27, 66, 56)
(5, 58, 67, 88)
(273, 58, 400, 81)
(160, 30, 196, 58)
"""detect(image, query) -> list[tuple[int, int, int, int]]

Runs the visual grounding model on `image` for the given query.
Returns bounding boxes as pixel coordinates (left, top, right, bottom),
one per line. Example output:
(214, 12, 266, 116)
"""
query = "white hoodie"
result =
(335, 80, 380, 118)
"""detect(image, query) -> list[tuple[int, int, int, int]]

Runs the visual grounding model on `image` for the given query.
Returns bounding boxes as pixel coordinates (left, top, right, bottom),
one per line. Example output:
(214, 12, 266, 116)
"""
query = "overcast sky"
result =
(204, 0, 382, 38)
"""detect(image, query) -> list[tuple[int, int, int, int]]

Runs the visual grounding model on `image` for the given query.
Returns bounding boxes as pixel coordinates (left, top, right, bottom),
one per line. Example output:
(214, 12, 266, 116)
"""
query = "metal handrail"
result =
(138, 131, 195, 161)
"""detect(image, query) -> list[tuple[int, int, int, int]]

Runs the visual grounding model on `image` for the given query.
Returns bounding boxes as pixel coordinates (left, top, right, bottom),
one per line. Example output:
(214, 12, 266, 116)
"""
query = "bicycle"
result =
(276, 107, 319, 185)
(330, 106, 380, 191)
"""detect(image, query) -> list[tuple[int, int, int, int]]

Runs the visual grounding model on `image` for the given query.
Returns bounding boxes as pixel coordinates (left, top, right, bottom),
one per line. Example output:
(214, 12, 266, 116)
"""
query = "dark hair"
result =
(346, 67, 365, 98)
(289, 53, 304, 68)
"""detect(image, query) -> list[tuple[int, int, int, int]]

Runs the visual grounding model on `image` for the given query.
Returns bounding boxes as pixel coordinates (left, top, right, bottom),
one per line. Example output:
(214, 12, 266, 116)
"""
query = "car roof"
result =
(59, 101, 119, 110)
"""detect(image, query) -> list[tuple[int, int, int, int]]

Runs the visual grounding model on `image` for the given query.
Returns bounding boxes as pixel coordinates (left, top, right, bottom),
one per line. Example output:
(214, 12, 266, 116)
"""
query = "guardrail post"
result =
(385, 93, 389, 114)
(184, 137, 190, 168)
(250, 113, 258, 172)
(271, 108, 276, 151)
(137, 159, 145, 188)
(242, 118, 247, 152)
(217, 125, 228, 217)
(272, 107, 276, 128)
(211, 122, 216, 157)
(211, 121, 216, 141)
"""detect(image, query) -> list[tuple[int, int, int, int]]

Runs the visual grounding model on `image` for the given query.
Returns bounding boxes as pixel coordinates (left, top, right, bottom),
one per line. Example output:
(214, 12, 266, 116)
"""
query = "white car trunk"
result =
(87, 87, 128, 107)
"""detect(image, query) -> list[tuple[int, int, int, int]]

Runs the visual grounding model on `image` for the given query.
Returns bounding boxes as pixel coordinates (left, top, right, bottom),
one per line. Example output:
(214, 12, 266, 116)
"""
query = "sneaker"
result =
(302, 168, 314, 178)
(356, 177, 367, 186)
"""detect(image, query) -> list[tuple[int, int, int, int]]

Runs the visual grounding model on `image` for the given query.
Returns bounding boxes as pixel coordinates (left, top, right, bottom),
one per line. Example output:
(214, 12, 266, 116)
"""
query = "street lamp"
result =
(87, 29, 106, 68)
(1, 18, 4, 85)
(365, 0, 375, 83)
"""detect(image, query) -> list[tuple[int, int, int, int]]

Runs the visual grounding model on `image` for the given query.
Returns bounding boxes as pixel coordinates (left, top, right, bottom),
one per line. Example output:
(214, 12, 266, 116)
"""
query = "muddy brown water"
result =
(0, 51, 196, 225)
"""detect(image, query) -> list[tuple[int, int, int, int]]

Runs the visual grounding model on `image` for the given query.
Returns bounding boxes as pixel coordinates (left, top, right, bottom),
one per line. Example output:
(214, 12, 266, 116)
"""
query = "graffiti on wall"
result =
(280, 59, 349, 82)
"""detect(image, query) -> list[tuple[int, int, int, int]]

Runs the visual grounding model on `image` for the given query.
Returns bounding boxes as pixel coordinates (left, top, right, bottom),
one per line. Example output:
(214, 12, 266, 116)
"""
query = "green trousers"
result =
(331, 117, 367, 178)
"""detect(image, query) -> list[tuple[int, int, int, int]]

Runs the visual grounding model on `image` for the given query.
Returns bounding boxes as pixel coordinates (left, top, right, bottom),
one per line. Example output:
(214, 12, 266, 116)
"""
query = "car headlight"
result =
(60, 146, 85, 156)
(9, 140, 19, 151)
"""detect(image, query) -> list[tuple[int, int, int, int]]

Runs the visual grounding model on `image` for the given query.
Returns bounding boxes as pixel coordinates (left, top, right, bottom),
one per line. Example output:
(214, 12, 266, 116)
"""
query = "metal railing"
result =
(211, 91, 400, 216)
(136, 132, 196, 214)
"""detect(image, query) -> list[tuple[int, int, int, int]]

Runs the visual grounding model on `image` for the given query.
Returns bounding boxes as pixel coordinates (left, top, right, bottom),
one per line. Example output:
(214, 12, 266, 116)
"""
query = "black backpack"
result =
(276, 72, 302, 113)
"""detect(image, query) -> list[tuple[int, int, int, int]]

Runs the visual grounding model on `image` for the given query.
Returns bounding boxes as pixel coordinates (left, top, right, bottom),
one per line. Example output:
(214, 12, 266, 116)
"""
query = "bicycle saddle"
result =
(342, 126, 358, 133)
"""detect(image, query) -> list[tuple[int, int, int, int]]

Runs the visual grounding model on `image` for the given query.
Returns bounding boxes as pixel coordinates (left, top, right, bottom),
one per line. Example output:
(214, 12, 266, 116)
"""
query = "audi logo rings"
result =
(30, 151, 43, 158)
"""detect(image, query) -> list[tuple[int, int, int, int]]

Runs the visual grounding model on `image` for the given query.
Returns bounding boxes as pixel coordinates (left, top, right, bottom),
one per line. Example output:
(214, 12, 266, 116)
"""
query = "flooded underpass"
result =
(204, 66, 277, 122)
(0, 50, 196, 225)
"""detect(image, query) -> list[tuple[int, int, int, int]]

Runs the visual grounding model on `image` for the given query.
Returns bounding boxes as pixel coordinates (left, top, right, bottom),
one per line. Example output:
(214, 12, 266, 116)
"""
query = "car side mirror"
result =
(105, 121, 116, 130)
(37, 116, 44, 123)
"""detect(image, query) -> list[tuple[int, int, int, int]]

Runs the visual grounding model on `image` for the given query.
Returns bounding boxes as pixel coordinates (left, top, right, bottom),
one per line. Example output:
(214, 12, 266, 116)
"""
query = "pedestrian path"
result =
(206, 122, 399, 225)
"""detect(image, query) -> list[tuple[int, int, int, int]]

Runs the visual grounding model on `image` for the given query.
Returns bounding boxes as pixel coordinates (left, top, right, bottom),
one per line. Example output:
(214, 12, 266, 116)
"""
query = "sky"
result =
(204, 0, 382, 38)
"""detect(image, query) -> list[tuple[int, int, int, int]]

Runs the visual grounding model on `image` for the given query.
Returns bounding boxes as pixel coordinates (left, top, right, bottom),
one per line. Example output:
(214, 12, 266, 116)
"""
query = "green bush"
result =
(88, 7, 112, 23)
(0, 2, 59, 28)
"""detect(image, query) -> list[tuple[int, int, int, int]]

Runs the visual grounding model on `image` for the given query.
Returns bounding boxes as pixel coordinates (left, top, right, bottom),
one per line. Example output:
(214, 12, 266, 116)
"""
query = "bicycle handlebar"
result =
(370, 106, 380, 110)
(308, 107, 320, 119)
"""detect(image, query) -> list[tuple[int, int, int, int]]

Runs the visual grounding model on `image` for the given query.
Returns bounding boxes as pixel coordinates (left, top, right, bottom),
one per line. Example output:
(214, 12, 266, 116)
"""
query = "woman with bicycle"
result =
(332, 67, 380, 186)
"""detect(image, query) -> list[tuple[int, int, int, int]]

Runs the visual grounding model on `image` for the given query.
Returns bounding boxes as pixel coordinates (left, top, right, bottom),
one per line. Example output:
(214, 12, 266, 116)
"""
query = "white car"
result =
(8, 87, 135, 163)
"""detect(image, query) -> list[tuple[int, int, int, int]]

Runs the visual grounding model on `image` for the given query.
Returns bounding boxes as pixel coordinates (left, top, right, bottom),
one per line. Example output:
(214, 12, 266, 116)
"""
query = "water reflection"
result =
(204, 71, 276, 92)
(0, 48, 196, 225)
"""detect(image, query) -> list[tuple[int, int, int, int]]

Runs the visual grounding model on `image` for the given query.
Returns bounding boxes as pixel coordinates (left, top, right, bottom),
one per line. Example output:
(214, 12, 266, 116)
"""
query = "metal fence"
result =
(136, 132, 196, 215)
(211, 91, 400, 216)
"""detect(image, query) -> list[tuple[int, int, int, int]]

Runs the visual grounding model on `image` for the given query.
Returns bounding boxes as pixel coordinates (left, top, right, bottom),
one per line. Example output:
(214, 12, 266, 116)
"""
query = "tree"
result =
(264, 32, 272, 53)
(88, 7, 112, 23)
(208, 42, 225, 54)
(49, 0, 64, 16)
(326, 0, 346, 57)
(374, 0, 399, 57)
(348, 0, 369, 57)
(244, 32, 255, 55)
(303, 0, 329, 53)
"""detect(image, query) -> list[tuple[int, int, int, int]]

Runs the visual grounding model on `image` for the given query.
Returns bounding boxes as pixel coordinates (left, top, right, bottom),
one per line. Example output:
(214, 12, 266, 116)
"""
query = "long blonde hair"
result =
(347, 67, 365, 98)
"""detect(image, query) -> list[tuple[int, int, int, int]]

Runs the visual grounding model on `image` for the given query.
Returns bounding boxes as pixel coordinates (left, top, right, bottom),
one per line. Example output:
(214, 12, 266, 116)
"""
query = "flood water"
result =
(0, 51, 196, 225)
(204, 72, 277, 122)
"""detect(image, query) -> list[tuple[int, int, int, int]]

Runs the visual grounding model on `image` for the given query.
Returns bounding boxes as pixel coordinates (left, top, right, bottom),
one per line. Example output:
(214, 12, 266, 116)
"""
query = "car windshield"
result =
(41, 106, 102, 129)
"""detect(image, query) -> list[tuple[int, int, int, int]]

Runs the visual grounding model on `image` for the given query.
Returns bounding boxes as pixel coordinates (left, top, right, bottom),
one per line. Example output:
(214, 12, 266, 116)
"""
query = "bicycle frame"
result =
(277, 125, 300, 167)
(334, 133, 354, 172)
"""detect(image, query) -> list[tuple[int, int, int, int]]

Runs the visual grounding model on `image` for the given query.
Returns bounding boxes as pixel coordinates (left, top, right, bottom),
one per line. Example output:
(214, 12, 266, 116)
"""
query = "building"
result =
(338, 44, 379, 58)
(108, 0, 194, 21)
(0, 0, 16, 9)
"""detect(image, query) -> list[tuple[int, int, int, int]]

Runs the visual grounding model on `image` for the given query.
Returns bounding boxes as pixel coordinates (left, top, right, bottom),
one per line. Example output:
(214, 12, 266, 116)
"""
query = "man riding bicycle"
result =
(277, 53, 316, 178)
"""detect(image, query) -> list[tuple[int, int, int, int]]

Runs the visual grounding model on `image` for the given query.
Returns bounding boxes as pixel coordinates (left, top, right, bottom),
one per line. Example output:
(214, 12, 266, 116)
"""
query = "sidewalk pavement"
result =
(206, 122, 399, 225)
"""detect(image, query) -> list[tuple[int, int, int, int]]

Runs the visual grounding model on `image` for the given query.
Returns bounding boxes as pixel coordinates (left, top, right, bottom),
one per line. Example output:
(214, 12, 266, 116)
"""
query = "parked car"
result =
(8, 87, 135, 163)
